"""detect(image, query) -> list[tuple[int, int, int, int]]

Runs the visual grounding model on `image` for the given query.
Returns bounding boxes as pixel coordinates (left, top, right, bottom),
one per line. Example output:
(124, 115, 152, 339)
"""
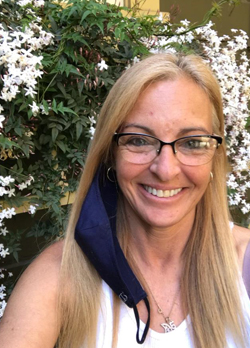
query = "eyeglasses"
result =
(113, 132, 223, 166)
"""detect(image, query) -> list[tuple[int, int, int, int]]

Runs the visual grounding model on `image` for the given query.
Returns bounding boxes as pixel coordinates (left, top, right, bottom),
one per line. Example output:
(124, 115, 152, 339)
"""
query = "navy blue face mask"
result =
(75, 165, 150, 344)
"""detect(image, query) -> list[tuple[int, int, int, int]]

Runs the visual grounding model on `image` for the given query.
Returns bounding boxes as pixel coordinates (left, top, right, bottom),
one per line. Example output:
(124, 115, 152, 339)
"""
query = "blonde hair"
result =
(58, 53, 247, 348)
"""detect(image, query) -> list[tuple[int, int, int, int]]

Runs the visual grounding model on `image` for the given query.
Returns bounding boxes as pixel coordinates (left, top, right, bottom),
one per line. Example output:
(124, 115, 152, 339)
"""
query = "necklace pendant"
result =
(160, 318, 176, 333)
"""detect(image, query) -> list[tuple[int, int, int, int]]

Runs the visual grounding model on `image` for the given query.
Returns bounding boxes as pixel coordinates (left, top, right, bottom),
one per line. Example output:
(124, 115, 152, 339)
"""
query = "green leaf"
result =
(95, 21, 104, 34)
(52, 202, 60, 214)
(52, 99, 57, 111)
(76, 123, 82, 140)
(80, 10, 92, 24)
(21, 144, 30, 158)
(52, 128, 59, 142)
(48, 15, 58, 32)
(36, 190, 43, 198)
(61, 107, 78, 116)
(28, 110, 33, 120)
(107, 22, 114, 30)
(13, 251, 19, 263)
(42, 100, 49, 114)
(14, 127, 23, 137)
(56, 140, 66, 153)
(18, 103, 28, 112)
(56, 82, 68, 98)
(115, 27, 121, 38)
(63, 33, 89, 47)
(0, 135, 20, 149)
(77, 80, 84, 95)
(65, 64, 84, 78)
(66, 5, 77, 19)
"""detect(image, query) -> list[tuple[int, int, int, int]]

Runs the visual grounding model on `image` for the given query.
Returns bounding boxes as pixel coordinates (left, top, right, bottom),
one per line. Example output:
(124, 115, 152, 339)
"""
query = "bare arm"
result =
(0, 241, 63, 348)
(233, 224, 250, 274)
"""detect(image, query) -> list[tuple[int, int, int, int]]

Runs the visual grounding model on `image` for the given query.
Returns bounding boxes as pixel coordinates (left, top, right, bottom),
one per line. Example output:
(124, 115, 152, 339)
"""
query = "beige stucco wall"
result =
(107, 0, 249, 41)
(130, 0, 159, 13)
(160, 0, 250, 38)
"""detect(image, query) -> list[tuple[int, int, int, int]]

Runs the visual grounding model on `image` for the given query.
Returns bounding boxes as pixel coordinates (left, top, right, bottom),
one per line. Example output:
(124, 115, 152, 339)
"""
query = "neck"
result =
(127, 215, 194, 272)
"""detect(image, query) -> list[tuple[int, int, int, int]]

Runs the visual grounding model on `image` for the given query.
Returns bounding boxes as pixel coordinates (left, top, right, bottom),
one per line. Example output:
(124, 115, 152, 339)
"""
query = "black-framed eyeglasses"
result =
(113, 132, 223, 166)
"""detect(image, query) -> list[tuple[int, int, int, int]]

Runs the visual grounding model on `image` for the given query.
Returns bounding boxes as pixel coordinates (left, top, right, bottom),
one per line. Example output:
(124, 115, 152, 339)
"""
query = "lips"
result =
(144, 185, 182, 198)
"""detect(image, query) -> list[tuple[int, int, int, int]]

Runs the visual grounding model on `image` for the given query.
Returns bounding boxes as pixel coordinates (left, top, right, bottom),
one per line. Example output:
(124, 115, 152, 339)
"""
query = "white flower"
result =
(34, 0, 45, 7)
(0, 300, 7, 317)
(29, 101, 39, 115)
(158, 13, 163, 21)
(7, 188, 15, 197)
(18, 176, 34, 191)
(0, 227, 8, 236)
(133, 56, 140, 64)
(0, 115, 5, 128)
(0, 176, 14, 186)
(24, 87, 37, 98)
(0, 285, 6, 300)
(1, 208, 16, 219)
(28, 205, 37, 214)
(18, 182, 28, 190)
(17, 0, 32, 5)
(0, 187, 8, 196)
(0, 88, 16, 102)
(97, 59, 108, 71)
(26, 176, 34, 186)
(0, 247, 9, 258)
(89, 126, 95, 138)
(40, 105, 49, 115)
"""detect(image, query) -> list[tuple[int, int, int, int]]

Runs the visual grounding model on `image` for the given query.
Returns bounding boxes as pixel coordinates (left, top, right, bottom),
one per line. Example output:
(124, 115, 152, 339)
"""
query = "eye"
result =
(179, 137, 211, 150)
(186, 140, 203, 148)
(126, 136, 150, 147)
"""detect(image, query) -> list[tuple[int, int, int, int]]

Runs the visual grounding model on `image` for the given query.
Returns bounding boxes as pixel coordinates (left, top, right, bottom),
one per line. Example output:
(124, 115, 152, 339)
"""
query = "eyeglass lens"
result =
(117, 134, 220, 166)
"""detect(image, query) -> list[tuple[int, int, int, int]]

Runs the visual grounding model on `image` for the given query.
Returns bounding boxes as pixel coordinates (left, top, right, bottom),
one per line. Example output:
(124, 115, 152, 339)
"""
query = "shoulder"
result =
(0, 240, 64, 348)
(17, 239, 64, 290)
(232, 224, 250, 273)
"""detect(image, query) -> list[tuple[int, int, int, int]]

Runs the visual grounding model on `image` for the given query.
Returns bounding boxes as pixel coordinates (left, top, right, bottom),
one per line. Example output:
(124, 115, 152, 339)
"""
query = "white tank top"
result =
(95, 280, 250, 348)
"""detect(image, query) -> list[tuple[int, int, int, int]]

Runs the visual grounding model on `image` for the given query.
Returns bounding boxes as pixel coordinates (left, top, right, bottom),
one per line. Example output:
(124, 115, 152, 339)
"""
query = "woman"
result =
(0, 53, 250, 348)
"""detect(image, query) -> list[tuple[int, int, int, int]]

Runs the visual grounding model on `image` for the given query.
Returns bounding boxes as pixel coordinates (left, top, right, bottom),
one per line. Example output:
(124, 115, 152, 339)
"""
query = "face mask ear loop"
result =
(133, 297, 151, 344)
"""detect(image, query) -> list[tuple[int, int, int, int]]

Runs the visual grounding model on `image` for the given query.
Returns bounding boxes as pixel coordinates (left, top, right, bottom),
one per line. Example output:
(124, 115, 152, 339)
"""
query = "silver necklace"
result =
(145, 281, 179, 333)
(139, 271, 180, 333)
(130, 254, 180, 333)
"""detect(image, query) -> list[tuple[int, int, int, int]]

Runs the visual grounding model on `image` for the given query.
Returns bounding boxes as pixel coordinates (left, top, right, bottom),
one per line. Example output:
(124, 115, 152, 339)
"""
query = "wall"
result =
(109, 0, 250, 40)
(160, 1, 250, 40)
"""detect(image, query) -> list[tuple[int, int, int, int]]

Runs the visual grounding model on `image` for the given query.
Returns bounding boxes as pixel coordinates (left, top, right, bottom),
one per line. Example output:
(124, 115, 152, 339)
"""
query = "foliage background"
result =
(0, 0, 249, 315)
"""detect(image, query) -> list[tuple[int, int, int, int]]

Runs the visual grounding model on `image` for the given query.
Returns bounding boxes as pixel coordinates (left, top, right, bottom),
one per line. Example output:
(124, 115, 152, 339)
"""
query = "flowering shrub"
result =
(0, 173, 37, 316)
(0, 0, 248, 316)
(147, 20, 250, 220)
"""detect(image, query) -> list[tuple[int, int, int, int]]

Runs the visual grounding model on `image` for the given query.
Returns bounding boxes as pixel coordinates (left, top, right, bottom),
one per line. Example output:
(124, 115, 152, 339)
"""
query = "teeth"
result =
(144, 186, 182, 198)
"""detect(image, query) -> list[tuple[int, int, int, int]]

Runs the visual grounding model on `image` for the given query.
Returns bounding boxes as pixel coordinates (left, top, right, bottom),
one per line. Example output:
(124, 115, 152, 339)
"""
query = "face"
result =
(114, 77, 214, 231)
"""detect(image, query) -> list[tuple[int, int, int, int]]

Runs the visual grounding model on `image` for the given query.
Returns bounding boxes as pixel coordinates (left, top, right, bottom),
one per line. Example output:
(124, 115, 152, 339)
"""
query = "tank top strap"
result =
(242, 239, 250, 298)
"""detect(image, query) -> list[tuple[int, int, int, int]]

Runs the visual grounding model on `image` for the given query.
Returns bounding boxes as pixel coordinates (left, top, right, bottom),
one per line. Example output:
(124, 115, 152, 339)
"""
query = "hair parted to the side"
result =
(58, 53, 247, 348)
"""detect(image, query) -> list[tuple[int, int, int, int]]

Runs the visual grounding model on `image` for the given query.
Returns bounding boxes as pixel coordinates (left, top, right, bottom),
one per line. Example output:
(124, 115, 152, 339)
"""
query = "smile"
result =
(144, 186, 182, 198)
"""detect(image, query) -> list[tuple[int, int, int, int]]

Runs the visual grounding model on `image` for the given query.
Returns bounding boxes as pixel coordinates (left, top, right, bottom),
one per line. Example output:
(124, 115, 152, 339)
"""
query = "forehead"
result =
(122, 77, 213, 138)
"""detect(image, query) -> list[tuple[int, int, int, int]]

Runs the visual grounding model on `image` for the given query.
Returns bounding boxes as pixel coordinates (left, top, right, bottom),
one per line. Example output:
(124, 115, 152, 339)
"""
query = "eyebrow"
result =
(122, 123, 154, 134)
(178, 127, 211, 136)
(123, 124, 211, 136)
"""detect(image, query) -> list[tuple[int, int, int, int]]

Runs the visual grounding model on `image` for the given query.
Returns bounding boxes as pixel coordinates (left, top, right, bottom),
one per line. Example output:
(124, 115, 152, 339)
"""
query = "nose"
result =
(149, 145, 181, 181)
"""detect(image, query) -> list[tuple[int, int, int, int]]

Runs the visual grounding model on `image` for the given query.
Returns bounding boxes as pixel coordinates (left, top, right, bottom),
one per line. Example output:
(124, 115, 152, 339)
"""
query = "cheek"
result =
(115, 157, 147, 194)
(186, 165, 211, 188)
(115, 157, 131, 191)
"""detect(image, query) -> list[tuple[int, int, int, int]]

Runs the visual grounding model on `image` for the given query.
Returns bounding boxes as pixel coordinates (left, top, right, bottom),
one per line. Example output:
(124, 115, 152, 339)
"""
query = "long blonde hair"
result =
(58, 53, 247, 348)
